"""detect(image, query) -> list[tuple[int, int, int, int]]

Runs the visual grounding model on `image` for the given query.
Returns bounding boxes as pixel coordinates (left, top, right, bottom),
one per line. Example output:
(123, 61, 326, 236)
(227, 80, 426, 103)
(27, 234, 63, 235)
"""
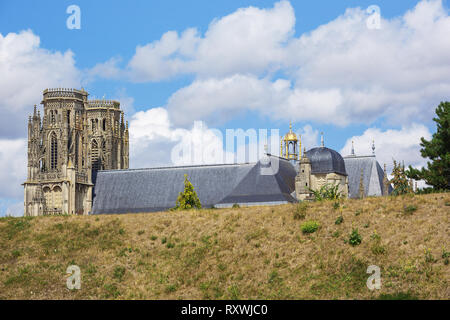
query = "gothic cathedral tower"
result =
(23, 88, 129, 216)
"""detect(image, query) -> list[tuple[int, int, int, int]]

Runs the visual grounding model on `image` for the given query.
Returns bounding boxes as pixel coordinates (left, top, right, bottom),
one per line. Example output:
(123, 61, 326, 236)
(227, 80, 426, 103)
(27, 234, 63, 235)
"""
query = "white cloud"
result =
(111, 88, 135, 115)
(85, 57, 122, 81)
(286, 0, 450, 125)
(0, 139, 27, 199)
(166, 74, 346, 127)
(296, 124, 319, 151)
(129, 108, 228, 168)
(127, 1, 294, 81)
(124, 0, 450, 127)
(0, 30, 81, 138)
(340, 123, 432, 174)
(6, 202, 24, 217)
(129, 107, 291, 168)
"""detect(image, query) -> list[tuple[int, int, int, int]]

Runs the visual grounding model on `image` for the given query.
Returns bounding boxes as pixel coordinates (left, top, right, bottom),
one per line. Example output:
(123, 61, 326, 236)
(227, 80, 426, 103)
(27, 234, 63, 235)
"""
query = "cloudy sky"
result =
(1, 0, 448, 216)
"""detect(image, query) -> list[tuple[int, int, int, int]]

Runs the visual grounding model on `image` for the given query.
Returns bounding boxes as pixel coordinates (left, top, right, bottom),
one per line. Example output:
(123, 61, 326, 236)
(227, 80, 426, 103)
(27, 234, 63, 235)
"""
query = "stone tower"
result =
(23, 88, 129, 216)
(295, 148, 312, 201)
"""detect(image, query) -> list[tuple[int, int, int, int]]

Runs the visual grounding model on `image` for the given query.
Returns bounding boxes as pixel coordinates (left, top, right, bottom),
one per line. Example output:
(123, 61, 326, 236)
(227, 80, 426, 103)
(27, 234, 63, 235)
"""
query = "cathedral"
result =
(24, 88, 390, 216)
(23, 88, 129, 216)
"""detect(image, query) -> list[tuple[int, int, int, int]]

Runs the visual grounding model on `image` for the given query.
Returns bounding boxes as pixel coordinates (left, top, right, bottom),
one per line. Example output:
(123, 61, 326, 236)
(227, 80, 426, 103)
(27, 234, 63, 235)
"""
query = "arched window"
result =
(102, 118, 106, 131)
(50, 132, 58, 170)
(75, 133, 79, 168)
(91, 139, 100, 171)
(81, 137, 85, 167)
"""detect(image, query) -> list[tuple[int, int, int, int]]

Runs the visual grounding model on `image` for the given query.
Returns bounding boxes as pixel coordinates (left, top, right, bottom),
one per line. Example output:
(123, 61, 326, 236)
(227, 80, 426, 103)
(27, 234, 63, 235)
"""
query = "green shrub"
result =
(424, 249, 436, 263)
(301, 221, 320, 234)
(370, 231, 381, 241)
(403, 205, 417, 215)
(113, 266, 126, 281)
(232, 203, 240, 208)
(349, 228, 362, 246)
(172, 174, 202, 210)
(11, 250, 21, 258)
(103, 284, 120, 298)
(332, 201, 340, 210)
(166, 242, 175, 249)
(137, 230, 145, 236)
(268, 270, 282, 285)
(165, 284, 177, 293)
(308, 183, 342, 201)
(228, 285, 240, 300)
(371, 243, 386, 255)
(150, 235, 157, 241)
(293, 202, 307, 220)
(335, 215, 343, 225)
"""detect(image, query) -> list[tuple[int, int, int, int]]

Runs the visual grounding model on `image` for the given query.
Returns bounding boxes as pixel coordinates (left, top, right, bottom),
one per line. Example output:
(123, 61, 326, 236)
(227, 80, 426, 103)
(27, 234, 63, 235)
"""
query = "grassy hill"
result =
(0, 193, 449, 300)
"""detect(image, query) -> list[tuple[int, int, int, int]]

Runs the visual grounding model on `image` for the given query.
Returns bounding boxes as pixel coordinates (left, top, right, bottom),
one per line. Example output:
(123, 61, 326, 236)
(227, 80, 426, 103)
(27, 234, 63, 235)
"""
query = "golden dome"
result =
(284, 122, 298, 141)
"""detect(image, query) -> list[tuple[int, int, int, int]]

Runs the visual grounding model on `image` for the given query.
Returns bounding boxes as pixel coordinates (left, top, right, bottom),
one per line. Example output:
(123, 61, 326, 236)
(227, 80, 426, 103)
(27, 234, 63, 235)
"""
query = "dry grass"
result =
(0, 193, 449, 300)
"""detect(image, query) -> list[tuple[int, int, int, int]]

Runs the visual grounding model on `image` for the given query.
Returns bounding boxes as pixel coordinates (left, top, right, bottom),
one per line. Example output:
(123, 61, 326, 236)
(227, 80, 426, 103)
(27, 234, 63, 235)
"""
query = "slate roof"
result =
(343, 155, 392, 199)
(91, 155, 297, 214)
(305, 147, 347, 176)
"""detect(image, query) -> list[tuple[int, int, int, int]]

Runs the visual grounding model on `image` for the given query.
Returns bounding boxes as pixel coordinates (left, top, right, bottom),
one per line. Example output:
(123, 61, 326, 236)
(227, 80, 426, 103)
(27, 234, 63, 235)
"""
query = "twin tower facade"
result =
(23, 88, 129, 216)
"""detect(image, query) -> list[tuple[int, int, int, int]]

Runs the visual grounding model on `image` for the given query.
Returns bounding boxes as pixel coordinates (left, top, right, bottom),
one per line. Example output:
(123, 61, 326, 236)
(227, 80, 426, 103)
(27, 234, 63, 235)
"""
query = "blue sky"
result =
(0, 0, 449, 215)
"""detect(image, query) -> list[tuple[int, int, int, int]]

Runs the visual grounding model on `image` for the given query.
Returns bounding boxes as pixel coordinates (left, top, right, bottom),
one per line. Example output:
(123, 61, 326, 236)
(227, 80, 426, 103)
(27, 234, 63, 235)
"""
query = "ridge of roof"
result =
(97, 162, 256, 173)
(97, 154, 291, 174)
(343, 154, 376, 159)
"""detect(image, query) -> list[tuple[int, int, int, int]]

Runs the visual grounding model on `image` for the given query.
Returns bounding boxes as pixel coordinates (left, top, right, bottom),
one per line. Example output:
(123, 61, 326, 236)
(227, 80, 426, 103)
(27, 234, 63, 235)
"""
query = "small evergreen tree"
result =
(173, 174, 202, 210)
(406, 102, 450, 190)
(391, 160, 412, 196)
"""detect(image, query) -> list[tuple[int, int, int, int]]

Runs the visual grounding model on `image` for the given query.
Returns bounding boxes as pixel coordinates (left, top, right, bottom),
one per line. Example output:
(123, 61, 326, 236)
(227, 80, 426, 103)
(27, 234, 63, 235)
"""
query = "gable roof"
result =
(91, 155, 297, 214)
(343, 155, 391, 198)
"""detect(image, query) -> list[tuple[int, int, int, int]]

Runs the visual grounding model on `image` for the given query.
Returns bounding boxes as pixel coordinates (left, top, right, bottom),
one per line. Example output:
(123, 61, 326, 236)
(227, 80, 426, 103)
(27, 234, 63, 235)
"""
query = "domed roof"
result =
(283, 122, 298, 142)
(305, 147, 347, 176)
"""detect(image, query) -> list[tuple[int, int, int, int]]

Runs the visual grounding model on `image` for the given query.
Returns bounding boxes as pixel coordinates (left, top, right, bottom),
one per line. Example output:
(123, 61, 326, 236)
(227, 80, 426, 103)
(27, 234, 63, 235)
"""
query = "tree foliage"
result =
(391, 160, 413, 196)
(406, 102, 450, 190)
(173, 174, 202, 210)
(308, 183, 342, 201)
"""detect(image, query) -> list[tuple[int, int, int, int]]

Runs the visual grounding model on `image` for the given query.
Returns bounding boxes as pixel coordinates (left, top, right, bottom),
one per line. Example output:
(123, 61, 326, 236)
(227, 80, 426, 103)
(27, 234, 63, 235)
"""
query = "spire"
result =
(372, 140, 375, 155)
(351, 140, 355, 156)
(320, 132, 324, 147)
(302, 147, 309, 160)
(289, 120, 293, 132)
